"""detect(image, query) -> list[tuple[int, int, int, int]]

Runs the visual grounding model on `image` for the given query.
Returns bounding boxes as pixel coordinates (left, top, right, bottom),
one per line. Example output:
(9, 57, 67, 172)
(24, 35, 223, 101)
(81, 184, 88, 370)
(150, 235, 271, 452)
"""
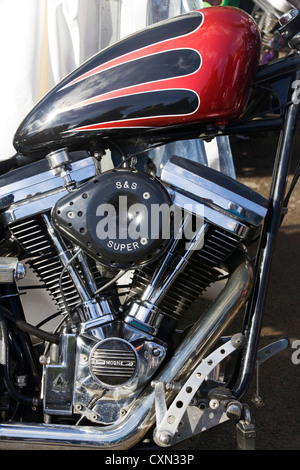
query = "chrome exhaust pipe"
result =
(0, 251, 253, 450)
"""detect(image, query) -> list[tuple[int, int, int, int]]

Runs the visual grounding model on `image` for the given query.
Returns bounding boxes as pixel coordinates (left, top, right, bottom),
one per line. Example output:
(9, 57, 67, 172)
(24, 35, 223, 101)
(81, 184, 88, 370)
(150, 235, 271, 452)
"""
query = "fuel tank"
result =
(14, 7, 261, 156)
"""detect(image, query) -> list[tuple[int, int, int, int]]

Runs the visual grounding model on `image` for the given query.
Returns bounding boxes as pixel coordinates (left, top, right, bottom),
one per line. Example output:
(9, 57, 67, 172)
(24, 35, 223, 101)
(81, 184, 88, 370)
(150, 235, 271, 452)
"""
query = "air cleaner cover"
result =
(52, 168, 173, 269)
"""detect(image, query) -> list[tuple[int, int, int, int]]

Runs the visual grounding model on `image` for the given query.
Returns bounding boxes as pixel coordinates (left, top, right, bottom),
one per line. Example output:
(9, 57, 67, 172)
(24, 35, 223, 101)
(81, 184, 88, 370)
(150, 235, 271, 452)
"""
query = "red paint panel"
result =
(66, 6, 261, 131)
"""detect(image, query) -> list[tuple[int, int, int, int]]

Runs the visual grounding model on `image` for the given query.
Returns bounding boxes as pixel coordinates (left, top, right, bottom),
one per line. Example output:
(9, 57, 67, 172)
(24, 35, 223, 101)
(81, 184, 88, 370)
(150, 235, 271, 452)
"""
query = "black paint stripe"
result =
(77, 90, 199, 126)
(64, 13, 203, 85)
(74, 49, 201, 102)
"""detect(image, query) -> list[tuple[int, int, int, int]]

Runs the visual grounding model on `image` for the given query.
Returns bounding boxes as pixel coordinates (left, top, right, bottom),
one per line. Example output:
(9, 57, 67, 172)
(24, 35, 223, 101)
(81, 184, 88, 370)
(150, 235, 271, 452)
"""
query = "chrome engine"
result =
(0, 149, 267, 436)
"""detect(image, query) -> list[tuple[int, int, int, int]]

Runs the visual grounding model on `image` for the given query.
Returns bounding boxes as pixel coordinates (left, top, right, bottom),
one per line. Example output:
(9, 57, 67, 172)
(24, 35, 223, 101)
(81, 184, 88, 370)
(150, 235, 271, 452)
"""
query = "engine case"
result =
(43, 322, 166, 424)
(0, 152, 268, 425)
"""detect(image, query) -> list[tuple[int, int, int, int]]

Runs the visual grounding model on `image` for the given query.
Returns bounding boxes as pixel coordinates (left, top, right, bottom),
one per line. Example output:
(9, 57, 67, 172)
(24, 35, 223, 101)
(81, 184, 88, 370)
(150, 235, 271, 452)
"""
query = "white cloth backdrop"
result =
(0, 0, 45, 160)
(0, 0, 101, 160)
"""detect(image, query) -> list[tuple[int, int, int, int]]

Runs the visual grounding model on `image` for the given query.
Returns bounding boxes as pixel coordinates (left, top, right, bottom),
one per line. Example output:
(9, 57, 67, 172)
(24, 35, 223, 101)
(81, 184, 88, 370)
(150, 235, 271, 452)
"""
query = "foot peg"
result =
(153, 333, 246, 447)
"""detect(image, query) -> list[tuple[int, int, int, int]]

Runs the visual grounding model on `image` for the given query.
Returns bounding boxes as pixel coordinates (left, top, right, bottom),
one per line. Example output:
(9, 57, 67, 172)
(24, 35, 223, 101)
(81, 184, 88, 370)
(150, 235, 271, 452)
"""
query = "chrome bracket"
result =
(153, 333, 246, 447)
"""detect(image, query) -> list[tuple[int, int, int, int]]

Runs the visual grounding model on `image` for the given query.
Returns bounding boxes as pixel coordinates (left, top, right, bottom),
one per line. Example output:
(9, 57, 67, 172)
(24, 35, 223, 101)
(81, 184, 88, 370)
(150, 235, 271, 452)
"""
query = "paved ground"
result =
(170, 124, 300, 451)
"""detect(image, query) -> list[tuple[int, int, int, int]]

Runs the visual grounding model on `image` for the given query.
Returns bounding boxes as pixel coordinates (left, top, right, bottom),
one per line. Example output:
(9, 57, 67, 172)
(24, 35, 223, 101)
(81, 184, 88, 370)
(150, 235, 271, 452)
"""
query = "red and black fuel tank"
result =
(14, 6, 261, 156)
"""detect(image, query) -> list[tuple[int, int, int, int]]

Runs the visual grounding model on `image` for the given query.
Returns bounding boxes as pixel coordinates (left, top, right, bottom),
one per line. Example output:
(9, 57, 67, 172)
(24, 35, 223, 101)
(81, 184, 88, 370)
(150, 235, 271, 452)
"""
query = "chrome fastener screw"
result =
(158, 432, 172, 445)
(209, 399, 220, 409)
(152, 347, 161, 356)
(81, 354, 89, 363)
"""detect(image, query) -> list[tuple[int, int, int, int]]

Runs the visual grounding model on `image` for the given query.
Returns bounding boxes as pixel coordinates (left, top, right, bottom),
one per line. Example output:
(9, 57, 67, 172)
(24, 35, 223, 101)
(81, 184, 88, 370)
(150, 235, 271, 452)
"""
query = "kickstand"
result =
(236, 404, 256, 450)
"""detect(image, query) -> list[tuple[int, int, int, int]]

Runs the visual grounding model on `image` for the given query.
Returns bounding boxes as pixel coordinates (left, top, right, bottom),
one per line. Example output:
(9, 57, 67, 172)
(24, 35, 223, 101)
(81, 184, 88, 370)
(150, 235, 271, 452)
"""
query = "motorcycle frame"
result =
(231, 59, 300, 399)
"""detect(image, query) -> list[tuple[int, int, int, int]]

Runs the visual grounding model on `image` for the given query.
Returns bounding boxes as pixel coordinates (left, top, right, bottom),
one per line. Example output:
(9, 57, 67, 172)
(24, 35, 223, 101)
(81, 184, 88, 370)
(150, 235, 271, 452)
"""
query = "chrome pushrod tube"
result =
(0, 251, 253, 450)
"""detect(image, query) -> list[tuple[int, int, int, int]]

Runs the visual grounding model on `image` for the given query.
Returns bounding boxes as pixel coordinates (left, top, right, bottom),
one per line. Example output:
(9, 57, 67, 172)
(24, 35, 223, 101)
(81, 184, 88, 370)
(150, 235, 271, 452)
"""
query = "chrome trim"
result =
(0, 156, 96, 210)
(125, 221, 207, 330)
(46, 148, 76, 189)
(2, 189, 67, 225)
(42, 213, 113, 324)
(0, 257, 26, 283)
(161, 156, 268, 233)
(43, 334, 76, 416)
(279, 8, 299, 25)
(46, 148, 71, 171)
(170, 190, 252, 238)
(0, 251, 253, 449)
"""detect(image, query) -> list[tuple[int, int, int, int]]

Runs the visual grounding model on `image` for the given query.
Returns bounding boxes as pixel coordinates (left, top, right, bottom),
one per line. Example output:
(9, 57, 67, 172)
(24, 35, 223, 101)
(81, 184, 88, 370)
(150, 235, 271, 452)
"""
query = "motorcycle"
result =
(0, 5, 298, 450)
(250, 0, 296, 63)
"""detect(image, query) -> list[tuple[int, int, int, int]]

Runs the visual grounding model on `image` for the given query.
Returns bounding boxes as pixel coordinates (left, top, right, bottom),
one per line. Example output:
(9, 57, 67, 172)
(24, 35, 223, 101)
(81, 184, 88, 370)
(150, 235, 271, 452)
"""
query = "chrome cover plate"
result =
(161, 156, 268, 239)
(44, 322, 166, 425)
(0, 153, 96, 224)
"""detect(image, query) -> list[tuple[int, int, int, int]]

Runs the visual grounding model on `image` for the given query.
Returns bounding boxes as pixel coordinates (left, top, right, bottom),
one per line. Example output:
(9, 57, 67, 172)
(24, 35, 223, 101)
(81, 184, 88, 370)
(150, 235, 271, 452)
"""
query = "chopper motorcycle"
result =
(0, 6, 298, 450)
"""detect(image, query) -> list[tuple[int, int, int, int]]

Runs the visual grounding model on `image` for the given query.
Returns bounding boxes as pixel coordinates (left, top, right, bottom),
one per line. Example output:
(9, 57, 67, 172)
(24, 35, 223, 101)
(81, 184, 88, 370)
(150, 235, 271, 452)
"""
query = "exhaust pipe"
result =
(0, 251, 253, 450)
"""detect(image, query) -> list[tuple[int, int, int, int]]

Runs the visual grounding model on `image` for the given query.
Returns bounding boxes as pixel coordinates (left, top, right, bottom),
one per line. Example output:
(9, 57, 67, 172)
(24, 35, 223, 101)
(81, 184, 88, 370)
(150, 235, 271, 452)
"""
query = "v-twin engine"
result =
(0, 149, 267, 446)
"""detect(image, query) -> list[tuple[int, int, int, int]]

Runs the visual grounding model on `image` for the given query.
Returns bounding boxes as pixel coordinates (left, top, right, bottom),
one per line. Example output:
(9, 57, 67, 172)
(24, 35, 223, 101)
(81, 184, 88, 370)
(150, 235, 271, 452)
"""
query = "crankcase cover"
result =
(52, 168, 172, 269)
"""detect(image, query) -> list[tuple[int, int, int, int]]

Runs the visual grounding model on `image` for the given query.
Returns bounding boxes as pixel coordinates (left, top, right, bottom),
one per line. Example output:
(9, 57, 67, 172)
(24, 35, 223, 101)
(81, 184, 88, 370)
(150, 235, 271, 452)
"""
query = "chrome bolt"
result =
(152, 347, 161, 357)
(158, 432, 172, 445)
(209, 399, 220, 409)
(15, 262, 26, 280)
(167, 415, 176, 425)
(39, 355, 47, 365)
(81, 354, 89, 363)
